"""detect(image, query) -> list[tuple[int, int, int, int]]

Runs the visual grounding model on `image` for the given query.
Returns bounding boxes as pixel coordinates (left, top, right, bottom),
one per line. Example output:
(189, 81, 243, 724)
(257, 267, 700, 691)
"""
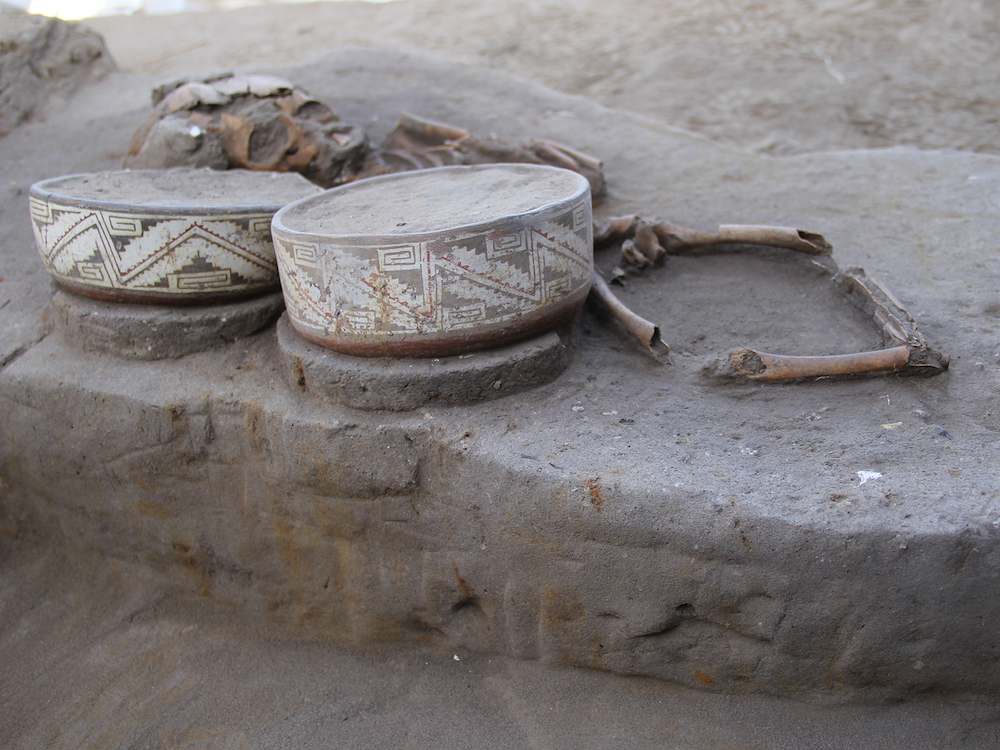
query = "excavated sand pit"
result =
(2, 2, 1000, 747)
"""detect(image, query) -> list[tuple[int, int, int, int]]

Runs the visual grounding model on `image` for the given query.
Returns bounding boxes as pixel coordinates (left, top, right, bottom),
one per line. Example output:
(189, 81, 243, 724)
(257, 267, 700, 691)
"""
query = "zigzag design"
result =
(357, 272, 433, 322)
(281, 260, 331, 325)
(113, 222, 275, 282)
(285, 259, 432, 332)
(434, 246, 542, 302)
(41, 210, 279, 291)
(531, 226, 591, 268)
(44, 212, 106, 265)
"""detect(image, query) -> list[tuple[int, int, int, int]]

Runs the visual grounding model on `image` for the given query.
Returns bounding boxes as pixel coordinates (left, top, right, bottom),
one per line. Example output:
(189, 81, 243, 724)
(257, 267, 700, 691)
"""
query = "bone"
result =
(528, 140, 581, 172)
(724, 346, 913, 381)
(716, 225, 833, 255)
(526, 140, 606, 198)
(397, 112, 469, 142)
(836, 267, 950, 373)
(593, 215, 637, 246)
(595, 220, 834, 258)
(631, 220, 666, 263)
(589, 272, 668, 358)
(651, 220, 717, 252)
(159, 82, 228, 113)
(247, 75, 295, 97)
(620, 239, 652, 269)
(537, 140, 603, 171)
(593, 216, 947, 380)
(708, 267, 949, 381)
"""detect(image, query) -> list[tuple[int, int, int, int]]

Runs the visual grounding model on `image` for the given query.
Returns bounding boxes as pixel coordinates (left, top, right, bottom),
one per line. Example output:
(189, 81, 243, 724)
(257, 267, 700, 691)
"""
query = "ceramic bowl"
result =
(271, 164, 593, 357)
(29, 168, 323, 304)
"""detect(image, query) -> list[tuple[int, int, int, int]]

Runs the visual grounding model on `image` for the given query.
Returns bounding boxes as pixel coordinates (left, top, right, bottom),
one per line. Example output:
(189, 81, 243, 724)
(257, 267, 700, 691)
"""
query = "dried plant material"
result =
(126, 75, 368, 187)
(361, 112, 607, 197)
(589, 272, 668, 358)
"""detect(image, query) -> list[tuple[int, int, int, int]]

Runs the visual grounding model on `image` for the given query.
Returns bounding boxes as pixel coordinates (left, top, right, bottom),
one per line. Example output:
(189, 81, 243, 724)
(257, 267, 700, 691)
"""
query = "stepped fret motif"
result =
(277, 196, 593, 337)
(30, 199, 280, 298)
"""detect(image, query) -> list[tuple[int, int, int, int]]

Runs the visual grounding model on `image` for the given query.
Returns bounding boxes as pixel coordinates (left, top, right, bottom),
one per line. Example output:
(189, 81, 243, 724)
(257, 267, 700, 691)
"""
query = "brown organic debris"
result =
(361, 112, 606, 197)
(127, 83, 607, 195)
(126, 75, 368, 187)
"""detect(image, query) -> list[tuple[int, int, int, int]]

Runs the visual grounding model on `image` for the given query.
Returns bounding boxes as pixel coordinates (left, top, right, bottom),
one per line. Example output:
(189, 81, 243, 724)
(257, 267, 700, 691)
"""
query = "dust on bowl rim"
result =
(29, 168, 323, 305)
(271, 164, 594, 358)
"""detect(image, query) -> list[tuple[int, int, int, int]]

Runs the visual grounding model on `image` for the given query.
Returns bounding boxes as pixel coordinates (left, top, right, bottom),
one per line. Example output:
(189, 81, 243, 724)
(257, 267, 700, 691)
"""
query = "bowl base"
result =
(275, 313, 570, 411)
(51, 287, 284, 360)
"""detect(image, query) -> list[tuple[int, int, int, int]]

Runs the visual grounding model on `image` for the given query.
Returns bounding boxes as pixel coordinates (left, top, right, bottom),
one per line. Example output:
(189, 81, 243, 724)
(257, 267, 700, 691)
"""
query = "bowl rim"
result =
(271, 163, 591, 245)
(29, 168, 322, 218)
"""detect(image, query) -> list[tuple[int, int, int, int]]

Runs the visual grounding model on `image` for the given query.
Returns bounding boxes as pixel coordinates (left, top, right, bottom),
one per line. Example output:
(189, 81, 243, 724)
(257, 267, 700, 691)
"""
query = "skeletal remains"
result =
(126, 74, 948, 381)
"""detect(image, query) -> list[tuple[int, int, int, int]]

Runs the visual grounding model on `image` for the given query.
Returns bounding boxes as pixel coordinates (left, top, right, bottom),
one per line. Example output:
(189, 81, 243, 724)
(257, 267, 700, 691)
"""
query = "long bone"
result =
(719, 267, 948, 380)
(589, 217, 948, 381)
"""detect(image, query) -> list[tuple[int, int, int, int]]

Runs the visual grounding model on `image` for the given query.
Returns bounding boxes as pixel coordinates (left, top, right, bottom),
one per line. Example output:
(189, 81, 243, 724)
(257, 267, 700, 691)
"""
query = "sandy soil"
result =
(3, 3, 1000, 747)
(85, 0, 1000, 156)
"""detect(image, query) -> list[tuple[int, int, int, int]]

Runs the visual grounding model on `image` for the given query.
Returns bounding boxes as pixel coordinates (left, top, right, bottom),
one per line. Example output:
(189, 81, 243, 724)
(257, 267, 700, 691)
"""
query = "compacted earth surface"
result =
(2, 1, 1000, 748)
(84, 0, 1000, 158)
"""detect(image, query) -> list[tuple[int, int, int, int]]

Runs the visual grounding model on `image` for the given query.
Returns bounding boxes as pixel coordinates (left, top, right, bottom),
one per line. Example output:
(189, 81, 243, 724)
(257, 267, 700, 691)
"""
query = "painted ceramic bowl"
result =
(29, 168, 323, 304)
(271, 164, 593, 357)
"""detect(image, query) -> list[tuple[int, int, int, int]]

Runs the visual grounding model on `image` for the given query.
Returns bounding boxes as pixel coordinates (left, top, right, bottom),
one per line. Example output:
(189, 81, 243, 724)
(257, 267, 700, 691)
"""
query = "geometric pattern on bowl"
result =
(29, 168, 323, 305)
(271, 164, 593, 358)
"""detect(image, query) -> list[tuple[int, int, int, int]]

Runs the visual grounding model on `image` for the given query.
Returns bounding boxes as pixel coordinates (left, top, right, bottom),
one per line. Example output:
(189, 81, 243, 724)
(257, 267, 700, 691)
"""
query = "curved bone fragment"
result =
(589, 272, 668, 358)
(836, 267, 950, 373)
(592, 216, 947, 379)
